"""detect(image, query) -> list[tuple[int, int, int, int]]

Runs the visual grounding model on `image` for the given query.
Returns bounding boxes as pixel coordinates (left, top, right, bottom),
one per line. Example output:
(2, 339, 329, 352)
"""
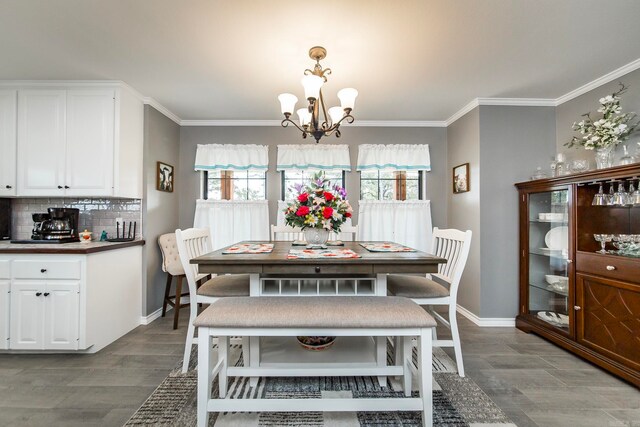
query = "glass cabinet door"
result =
(527, 189, 571, 333)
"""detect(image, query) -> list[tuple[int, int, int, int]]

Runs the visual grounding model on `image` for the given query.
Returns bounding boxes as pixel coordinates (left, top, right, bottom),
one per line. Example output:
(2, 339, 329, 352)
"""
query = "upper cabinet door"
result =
(65, 90, 115, 197)
(17, 90, 66, 196)
(0, 90, 17, 197)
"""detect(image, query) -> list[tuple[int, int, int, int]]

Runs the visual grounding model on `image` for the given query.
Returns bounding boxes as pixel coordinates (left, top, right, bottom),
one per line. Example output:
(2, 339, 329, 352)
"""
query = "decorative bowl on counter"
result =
(79, 230, 92, 243)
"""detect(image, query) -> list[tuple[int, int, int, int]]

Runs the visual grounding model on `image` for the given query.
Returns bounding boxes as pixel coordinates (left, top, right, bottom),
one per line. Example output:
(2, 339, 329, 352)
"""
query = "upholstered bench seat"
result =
(195, 296, 436, 427)
(194, 296, 436, 329)
(387, 274, 450, 298)
(197, 274, 250, 298)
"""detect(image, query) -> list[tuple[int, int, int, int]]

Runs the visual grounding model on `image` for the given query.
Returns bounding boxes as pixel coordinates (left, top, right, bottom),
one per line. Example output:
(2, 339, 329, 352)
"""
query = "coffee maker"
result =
(39, 208, 80, 242)
(13, 207, 80, 244)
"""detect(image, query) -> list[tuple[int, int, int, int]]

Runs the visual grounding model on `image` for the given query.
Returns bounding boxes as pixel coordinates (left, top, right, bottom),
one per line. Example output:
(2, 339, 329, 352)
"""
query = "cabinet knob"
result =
(64, 185, 70, 189)
(5, 185, 11, 189)
(57, 185, 63, 189)
(315, 266, 321, 273)
(35, 292, 42, 297)
(44, 292, 50, 297)
(606, 265, 616, 271)
(40, 268, 47, 273)
(574, 305, 581, 311)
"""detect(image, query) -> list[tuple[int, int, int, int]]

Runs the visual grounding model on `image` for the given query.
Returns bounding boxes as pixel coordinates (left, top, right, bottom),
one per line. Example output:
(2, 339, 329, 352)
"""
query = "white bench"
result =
(195, 296, 436, 427)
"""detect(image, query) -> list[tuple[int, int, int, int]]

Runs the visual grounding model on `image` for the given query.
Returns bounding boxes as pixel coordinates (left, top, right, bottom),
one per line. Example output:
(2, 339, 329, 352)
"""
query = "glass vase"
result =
(304, 228, 330, 248)
(594, 146, 615, 169)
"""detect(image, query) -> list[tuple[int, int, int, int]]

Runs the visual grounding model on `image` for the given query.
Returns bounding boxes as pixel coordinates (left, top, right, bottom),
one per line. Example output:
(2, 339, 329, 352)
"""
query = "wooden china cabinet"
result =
(516, 164, 640, 387)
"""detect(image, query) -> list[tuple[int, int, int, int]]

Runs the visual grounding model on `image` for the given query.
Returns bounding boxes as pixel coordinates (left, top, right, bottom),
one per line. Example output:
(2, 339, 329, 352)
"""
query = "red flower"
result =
(322, 207, 333, 219)
(298, 193, 309, 202)
(324, 191, 334, 202)
(296, 206, 310, 216)
(345, 211, 352, 218)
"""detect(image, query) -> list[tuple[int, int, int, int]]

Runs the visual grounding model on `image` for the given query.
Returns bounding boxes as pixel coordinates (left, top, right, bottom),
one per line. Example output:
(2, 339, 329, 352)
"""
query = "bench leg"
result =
(402, 336, 413, 397)
(197, 328, 212, 427)
(219, 336, 228, 398)
(249, 336, 260, 387)
(375, 336, 387, 387)
(242, 336, 250, 367)
(418, 328, 433, 427)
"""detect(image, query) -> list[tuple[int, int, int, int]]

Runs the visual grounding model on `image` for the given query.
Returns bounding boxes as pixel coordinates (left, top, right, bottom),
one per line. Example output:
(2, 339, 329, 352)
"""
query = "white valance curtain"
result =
(358, 200, 433, 252)
(194, 144, 269, 171)
(193, 200, 269, 250)
(276, 144, 351, 171)
(356, 144, 431, 171)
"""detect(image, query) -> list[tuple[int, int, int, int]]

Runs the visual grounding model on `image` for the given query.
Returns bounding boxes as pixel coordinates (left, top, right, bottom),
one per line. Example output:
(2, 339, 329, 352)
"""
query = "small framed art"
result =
(157, 161, 174, 193)
(453, 163, 470, 194)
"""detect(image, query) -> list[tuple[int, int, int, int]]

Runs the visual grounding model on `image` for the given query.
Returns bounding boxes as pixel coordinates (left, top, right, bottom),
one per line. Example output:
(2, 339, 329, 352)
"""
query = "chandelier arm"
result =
(281, 117, 308, 134)
(332, 112, 355, 128)
(318, 90, 330, 129)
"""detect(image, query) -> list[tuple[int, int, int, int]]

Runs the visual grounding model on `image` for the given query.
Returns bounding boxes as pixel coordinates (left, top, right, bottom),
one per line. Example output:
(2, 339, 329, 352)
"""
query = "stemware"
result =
(630, 178, 640, 206)
(619, 145, 634, 165)
(592, 182, 607, 206)
(594, 234, 612, 254)
(606, 181, 616, 205)
(611, 181, 629, 206)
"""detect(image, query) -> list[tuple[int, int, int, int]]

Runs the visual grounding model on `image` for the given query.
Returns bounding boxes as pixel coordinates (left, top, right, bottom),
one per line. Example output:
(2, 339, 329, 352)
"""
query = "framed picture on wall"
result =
(453, 163, 470, 194)
(157, 161, 174, 193)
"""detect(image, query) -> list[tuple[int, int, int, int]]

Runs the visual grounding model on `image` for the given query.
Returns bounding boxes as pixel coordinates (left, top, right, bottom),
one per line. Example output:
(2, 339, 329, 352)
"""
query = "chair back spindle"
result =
(175, 228, 213, 298)
(429, 227, 472, 302)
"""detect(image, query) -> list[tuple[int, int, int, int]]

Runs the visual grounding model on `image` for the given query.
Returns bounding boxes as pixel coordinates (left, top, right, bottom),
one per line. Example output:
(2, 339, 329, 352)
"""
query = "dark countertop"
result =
(0, 239, 145, 254)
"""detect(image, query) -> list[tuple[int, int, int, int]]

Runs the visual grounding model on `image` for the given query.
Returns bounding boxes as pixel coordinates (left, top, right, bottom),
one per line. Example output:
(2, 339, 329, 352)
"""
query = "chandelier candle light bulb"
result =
(278, 46, 357, 143)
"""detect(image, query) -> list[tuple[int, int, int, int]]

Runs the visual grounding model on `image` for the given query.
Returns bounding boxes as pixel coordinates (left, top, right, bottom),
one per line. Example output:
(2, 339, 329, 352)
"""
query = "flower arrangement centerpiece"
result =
(284, 172, 353, 247)
(565, 83, 639, 169)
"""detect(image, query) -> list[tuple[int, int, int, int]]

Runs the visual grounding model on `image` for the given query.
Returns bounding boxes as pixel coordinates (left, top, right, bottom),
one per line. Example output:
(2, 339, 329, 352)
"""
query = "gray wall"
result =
(556, 68, 640, 163)
(142, 105, 181, 315)
(446, 109, 481, 315)
(479, 105, 556, 318)
(178, 126, 448, 230)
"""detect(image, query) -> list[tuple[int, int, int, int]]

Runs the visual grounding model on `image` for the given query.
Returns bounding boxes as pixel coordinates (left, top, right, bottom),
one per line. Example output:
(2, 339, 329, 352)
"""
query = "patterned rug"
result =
(125, 340, 515, 426)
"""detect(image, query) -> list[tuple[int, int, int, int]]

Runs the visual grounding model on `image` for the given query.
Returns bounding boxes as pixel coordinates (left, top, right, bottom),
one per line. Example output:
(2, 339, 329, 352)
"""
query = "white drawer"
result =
(0, 260, 9, 279)
(12, 260, 82, 280)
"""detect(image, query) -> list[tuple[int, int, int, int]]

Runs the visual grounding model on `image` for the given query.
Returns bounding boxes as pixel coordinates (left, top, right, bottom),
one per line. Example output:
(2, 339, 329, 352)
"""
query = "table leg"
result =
(375, 273, 388, 386)
(249, 274, 260, 387)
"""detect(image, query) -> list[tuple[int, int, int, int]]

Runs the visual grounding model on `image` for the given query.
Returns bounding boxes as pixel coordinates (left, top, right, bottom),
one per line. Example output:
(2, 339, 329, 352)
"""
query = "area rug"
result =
(125, 341, 514, 427)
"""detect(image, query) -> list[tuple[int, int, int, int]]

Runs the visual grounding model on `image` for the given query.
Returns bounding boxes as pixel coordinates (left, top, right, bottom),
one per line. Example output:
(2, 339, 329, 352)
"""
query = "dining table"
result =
(191, 240, 446, 386)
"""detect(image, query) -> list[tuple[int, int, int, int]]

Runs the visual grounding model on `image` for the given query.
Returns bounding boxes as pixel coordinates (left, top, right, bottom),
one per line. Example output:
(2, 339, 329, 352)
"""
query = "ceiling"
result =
(1, 0, 640, 122)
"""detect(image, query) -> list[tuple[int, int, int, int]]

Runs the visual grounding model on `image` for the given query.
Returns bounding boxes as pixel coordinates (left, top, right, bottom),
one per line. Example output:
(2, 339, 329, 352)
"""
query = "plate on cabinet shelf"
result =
(545, 226, 568, 250)
(536, 311, 569, 327)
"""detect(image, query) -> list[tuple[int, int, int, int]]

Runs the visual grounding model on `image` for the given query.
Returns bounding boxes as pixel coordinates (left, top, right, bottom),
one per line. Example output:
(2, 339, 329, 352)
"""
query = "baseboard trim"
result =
(456, 304, 515, 327)
(140, 307, 168, 325)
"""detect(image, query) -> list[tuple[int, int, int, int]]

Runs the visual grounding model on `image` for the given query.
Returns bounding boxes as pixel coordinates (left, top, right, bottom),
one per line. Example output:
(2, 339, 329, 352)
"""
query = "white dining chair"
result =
(270, 224, 303, 241)
(388, 227, 472, 377)
(175, 227, 250, 373)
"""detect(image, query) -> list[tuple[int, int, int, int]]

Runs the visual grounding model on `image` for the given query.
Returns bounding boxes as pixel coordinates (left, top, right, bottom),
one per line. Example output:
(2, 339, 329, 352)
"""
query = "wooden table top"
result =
(192, 241, 446, 275)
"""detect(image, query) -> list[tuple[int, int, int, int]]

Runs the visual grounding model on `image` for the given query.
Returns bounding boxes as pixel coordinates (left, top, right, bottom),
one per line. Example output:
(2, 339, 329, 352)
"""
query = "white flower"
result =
(321, 219, 332, 230)
(331, 211, 343, 221)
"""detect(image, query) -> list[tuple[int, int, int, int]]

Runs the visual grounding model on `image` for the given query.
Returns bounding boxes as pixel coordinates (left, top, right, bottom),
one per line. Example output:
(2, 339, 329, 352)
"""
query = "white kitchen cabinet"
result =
(17, 90, 67, 196)
(0, 281, 9, 350)
(12, 82, 143, 198)
(1, 246, 142, 353)
(44, 281, 80, 350)
(9, 281, 44, 350)
(0, 90, 17, 197)
(65, 90, 115, 197)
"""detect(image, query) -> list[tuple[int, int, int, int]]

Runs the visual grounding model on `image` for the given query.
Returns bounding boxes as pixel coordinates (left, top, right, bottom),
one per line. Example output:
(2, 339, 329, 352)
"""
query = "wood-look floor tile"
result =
(547, 368, 633, 387)
(589, 386, 640, 409)
(520, 386, 619, 409)
(524, 408, 620, 427)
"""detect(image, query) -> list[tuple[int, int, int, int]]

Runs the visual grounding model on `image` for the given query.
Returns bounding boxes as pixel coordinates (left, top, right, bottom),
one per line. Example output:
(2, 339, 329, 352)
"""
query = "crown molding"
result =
(554, 57, 640, 106)
(477, 97, 556, 107)
(180, 119, 280, 126)
(445, 99, 479, 126)
(143, 97, 182, 124)
(352, 120, 447, 128)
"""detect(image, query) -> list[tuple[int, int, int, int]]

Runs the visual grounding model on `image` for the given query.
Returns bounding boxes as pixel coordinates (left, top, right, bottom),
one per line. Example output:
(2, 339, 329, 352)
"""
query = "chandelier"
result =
(278, 46, 358, 143)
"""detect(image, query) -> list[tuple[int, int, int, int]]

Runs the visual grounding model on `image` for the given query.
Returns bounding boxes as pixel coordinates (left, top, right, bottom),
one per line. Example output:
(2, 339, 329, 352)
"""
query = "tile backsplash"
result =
(11, 198, 142, 241)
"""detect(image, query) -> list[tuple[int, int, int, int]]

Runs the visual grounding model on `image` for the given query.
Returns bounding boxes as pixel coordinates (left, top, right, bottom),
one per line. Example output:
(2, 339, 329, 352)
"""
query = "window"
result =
(360, 170, 423, 200)
(281, 170, 345, 201)
(202, 170, 266, 200)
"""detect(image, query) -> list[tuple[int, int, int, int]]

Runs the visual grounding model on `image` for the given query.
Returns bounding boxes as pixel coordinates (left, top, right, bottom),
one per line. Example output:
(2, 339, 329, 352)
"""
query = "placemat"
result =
(222, 243, 274, 254)
(287, 248, 360, 259)
(360, 242, 416, 252)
